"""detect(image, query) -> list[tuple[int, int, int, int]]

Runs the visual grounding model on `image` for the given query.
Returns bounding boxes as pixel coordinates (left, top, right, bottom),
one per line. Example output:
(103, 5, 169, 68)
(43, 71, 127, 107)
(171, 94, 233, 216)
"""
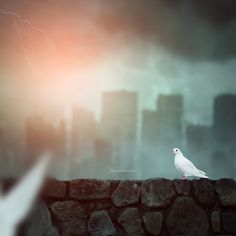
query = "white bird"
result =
(0, 153, 50, 236)
(173, 148, 208, 179)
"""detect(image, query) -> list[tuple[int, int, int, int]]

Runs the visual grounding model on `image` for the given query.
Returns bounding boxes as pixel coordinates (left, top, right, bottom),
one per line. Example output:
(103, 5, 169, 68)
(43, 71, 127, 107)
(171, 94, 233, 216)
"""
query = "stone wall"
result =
(19, 178, 236, 235)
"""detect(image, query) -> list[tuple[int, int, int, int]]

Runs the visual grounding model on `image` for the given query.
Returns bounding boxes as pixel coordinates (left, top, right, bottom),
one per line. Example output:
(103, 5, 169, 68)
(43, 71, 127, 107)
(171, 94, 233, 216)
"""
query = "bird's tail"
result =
(196, 169, 209, 179)
(198, 170, 206, 175)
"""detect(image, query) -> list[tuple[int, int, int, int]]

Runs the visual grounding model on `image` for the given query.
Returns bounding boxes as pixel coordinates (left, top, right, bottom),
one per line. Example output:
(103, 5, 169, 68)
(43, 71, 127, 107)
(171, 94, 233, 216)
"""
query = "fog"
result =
(0, 0, 236, 180)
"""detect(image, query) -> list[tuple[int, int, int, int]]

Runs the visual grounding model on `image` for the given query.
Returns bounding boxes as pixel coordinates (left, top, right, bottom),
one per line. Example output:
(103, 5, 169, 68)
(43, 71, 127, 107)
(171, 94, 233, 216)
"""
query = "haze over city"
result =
(0, 0, 236, 180)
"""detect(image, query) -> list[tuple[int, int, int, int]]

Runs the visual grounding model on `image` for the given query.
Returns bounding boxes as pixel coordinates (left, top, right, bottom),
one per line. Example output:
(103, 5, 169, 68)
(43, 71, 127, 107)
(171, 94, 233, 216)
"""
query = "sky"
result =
(0, 0, 236, 125)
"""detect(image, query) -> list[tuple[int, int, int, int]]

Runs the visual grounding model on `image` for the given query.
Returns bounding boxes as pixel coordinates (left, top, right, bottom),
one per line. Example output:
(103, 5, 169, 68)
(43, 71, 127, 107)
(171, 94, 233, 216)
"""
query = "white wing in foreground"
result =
(179, 156, 208, 178)
(0, 153, 50, 236)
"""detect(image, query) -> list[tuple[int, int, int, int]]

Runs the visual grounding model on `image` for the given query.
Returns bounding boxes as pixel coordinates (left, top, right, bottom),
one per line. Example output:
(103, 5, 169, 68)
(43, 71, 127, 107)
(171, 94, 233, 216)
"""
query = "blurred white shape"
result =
(0, 153, 50, 236)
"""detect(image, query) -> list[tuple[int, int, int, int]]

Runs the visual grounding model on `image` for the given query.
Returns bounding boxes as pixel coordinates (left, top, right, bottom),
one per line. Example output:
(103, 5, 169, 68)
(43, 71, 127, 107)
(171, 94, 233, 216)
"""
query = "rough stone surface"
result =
(50, 201, 87, 236)
(111, 180, 140, 207)
(108, 207, 123, 222)
(214, 235, 236, 236)
(118, 208, 143, 235)
(8, 178, 236, 236)
(173, 179, 191, 196)
(88, 210, 116, 236)
(43, 179, 66, 198)
(211, 210, 221, 233)
(25, 201, 59, 236)
(166, 197, 209, 236)
(89, 200, 112, 213)
(215, 179, 236, 206)
(70, 179, 110, 200)
(110, 180, 121, 194)
(222, 211, 236, 233)
(141, 178, 175, 208)
(143, 211, 163, 235)
(193, 179, 215, 206)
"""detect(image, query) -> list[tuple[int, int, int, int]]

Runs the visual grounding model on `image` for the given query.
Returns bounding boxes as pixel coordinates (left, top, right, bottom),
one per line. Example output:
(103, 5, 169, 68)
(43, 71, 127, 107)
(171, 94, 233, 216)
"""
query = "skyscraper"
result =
(156, 94, 183, 143)
(186, 124, 213, 151)
(213, 94, 236, 143)
(142, 94, 183, 147)
(94, 138, 112, 178)
(71, 107, 98, 161)
(142, 110, 160, 146)
(25, 115, 66, 163)
(100, 91, 138, 177)
(140, 94, 184, 178)
(26, 115, 46, 162)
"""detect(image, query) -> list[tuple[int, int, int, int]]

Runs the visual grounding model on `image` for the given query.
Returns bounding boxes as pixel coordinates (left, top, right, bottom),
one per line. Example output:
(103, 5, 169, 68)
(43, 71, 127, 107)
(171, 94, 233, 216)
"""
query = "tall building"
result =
(94, 138, 112, 178)
(0, 122, 12, 177)
(212, 95, 236, 178)
(142, 94, 183, 147)
(26, 115, 46, 162)
(100, 91, 138, 177)
(140, 94, 184, 178)
(186, 124, 213, 151)
(25, 115, 66, 164)
(142, 110, 160, 146)
(185, 124, 214, 173)
(213, 94, 236, 143)
(157, 95, 183, 143)
(71, 107, 98, 162)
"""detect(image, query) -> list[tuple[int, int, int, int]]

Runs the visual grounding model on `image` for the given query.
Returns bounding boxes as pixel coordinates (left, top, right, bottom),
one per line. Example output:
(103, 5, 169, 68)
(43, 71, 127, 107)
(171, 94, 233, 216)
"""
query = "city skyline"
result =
(2, 91, 233, 180)
(0, 0, 236, 181)
(1, 89, 235, 128)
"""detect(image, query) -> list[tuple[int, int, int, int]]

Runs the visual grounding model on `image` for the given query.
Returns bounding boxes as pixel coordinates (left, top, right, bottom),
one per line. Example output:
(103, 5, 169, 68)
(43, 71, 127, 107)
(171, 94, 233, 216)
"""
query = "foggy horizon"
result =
(0, 0, 236, 180)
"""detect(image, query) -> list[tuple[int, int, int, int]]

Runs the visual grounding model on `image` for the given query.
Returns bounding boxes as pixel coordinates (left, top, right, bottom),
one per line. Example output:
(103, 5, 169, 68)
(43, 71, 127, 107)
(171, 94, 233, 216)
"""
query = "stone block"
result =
(143, 211, 163, 235)
(111, 180, 140, 207)
(166, 197, 209, 236)
(70, 179, 110, 200)
(141, 178, 175, 208)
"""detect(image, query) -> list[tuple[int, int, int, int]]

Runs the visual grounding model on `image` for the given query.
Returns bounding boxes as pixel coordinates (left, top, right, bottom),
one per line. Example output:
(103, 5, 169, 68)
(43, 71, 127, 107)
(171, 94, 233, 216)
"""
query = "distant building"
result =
(211, 95, 236, 178)
(157, 95, 183, 143)
(25, 115, 66, 163)
(71, 107, 98, 161)
(0, 120, 26, 176)
(213, 94, 236, 143)
(0, 124, 2, 144)
(186, 124, 213, 151)
(142, 94, 183, 147)
(140, 94, 184, 178)
(26, 115, 47, 162)
(0, 122, 11, 177)
(142, 110, 160, 146)
(95, 138, 112, 162)
(94, 138, 112, 178)
(100, 91, 138, 178)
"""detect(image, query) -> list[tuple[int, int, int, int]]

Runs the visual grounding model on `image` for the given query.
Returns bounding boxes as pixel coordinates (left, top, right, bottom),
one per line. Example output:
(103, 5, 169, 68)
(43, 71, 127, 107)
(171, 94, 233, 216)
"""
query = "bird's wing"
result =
(0, 153, 50, 226)
(179, 156, 202, 175)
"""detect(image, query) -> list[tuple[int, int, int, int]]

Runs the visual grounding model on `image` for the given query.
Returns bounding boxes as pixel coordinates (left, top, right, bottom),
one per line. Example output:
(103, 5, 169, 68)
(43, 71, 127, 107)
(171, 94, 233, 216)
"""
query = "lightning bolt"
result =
(13, 14, 35, 73)
(0, 7, 78, 67)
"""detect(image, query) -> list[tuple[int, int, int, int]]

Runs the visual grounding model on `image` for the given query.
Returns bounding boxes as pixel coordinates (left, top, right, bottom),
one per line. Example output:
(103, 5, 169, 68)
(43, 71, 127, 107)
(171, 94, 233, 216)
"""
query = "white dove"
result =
(173, 148, 208, 179)
(0, 153, 50, 236)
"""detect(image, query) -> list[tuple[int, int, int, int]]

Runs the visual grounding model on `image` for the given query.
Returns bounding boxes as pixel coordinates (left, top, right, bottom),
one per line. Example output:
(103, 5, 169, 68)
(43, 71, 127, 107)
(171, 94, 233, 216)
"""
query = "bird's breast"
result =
(174, 155, 184, 168)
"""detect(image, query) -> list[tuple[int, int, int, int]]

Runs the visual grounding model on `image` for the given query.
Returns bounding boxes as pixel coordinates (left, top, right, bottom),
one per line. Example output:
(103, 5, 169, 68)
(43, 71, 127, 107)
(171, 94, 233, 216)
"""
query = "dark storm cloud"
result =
(0, 0, 236, 61)
(90, 0, 236, 61)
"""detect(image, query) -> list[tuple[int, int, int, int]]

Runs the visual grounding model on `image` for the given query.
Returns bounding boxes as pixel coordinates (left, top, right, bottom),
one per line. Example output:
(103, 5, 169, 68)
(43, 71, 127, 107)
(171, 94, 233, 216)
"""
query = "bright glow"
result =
(0, 8, 78, 63)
